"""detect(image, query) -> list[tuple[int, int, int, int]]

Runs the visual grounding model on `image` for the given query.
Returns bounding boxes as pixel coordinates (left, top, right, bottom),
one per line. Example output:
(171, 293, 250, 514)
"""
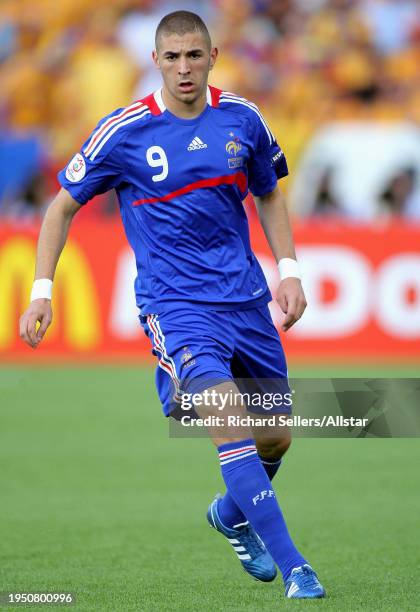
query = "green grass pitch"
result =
(0, 365, 419, 611)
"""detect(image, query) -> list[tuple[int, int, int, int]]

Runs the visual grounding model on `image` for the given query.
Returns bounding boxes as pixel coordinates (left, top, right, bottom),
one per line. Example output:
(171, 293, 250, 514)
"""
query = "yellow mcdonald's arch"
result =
(0, 236, 101, 351)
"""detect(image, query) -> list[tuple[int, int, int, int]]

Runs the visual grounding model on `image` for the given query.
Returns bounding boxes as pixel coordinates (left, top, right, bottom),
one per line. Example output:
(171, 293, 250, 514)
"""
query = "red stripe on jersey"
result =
(208, 85, 222, 107)
(138, 93, 162, 115)
(132, 172, 247, 206)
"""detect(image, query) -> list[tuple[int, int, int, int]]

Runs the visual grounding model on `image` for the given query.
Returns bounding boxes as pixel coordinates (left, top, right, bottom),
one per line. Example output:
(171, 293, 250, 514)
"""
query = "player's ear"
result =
(152, 49, 160, 70)
(209, 47, 218, 71)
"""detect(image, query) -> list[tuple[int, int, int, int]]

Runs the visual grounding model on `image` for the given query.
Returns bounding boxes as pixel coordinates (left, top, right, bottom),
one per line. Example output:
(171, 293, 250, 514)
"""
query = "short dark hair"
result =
(155, 10, 212, 51)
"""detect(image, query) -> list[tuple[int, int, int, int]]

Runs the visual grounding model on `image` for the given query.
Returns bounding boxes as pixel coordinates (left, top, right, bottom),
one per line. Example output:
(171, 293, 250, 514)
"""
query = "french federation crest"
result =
(181, 346, 194, 364)
(226, 133, 244, 168)
(225, 137, 242, 156)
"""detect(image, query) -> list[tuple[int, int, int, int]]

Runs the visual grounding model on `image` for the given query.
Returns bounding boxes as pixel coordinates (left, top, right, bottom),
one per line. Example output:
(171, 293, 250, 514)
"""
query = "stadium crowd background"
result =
(0, 0, 419, 221)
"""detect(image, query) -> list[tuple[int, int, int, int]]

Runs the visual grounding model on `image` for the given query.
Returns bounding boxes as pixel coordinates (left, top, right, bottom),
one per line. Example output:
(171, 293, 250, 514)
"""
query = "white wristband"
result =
(30, 279, 53, 301)
(278, 258, 301, 281)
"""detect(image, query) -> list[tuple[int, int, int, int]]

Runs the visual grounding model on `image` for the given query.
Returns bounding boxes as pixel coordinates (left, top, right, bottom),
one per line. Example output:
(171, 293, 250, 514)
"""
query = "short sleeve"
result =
(248, 110, 289, 197)
(58, 110, 126, 205)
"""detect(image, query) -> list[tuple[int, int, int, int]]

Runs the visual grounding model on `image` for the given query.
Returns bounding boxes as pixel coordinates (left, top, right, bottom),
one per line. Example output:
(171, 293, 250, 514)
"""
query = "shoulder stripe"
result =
(88, 109, 151, 161)
(221, 91, 262, 113)
(84, 101, 147, 157)
(219, 93, 274, 144)
(220, 93, 274, 143)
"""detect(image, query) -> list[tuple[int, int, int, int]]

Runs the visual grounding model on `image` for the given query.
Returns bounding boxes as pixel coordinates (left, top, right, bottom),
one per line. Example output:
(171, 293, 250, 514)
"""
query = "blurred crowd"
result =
(0, 0, 419, 220)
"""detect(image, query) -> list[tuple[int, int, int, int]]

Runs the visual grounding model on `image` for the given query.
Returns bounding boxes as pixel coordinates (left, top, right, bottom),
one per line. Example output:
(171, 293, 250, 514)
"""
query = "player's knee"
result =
(256, 432, 292, 460)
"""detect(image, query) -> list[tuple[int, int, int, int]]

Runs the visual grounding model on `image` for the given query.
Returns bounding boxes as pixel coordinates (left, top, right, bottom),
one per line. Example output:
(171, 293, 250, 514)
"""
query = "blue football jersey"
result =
(58, 86, 288, 314)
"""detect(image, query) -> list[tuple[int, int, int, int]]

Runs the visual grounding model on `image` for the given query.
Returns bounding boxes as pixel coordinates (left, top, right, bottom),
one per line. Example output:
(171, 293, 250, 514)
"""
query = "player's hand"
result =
(19, 299, 53, 349)
(276, 278, 307, 332)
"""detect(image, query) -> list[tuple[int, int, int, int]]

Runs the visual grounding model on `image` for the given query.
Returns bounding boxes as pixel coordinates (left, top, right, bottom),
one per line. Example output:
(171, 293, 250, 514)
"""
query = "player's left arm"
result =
(254, 185, 307, 331)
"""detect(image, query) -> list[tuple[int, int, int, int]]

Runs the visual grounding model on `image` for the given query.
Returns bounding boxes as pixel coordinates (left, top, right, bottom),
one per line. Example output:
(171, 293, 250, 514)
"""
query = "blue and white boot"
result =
(207, 495, 277, 582)
(285, 564, 326, 598)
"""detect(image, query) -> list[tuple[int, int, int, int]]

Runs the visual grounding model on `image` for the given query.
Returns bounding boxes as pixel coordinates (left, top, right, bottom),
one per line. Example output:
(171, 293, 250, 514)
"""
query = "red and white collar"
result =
(153, 86, 220, 112)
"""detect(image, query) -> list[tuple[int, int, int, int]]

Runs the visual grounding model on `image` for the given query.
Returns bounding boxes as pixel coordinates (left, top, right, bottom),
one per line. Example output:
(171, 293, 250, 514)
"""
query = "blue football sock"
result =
(217, 438, 306, 582)
(217, 489, 246, 528)
(217, 455, 282, 527)
(259, 455, 282, 480)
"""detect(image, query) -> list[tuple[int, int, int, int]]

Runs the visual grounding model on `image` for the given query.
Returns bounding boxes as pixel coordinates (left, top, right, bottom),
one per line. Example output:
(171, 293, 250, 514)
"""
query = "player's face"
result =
(153, 32, 218, 108)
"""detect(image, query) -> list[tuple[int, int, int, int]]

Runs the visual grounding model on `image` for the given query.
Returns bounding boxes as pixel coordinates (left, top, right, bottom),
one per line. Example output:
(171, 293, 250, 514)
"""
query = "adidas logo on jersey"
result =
(187, 136, 208, 151)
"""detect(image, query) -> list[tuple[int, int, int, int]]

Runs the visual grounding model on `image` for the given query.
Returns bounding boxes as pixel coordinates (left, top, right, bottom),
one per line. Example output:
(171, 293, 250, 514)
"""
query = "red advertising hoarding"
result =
(1, 219, 419, 362)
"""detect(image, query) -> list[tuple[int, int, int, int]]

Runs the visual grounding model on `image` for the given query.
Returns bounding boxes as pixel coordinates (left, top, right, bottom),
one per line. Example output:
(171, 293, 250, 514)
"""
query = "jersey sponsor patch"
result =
(228, 157, 244, 168)
(65, 153, 86, 182)
(271, 144, 288, 179)
(271, 149, 283, 164)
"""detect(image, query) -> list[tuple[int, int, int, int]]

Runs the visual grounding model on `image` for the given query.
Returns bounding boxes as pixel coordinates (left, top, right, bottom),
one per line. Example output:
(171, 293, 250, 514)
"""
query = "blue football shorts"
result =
(140, 304, 291, 417)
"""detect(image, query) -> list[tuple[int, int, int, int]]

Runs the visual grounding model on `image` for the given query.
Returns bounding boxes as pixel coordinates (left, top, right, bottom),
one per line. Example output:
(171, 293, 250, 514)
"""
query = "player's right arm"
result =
(19, 188, 81, 349)
(19, 101, 138, 348)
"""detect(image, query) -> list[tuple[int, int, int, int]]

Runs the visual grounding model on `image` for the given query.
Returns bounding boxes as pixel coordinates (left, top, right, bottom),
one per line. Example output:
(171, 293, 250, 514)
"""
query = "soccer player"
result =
(19, 11, 326, 599)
